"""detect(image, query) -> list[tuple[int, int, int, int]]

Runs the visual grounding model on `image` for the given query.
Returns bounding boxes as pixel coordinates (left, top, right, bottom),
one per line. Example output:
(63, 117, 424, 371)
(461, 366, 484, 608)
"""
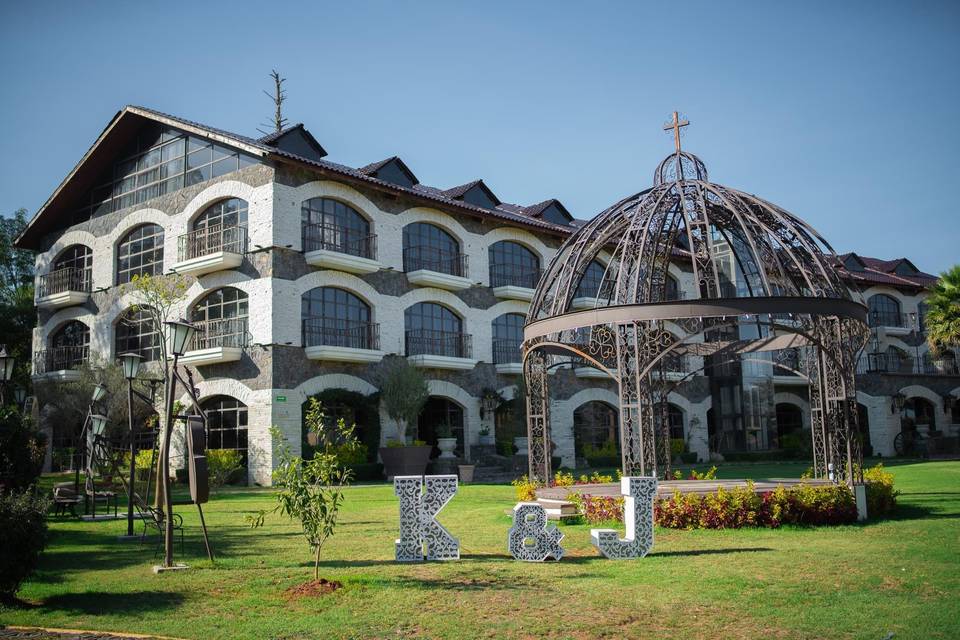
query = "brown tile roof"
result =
(835, 253, 936, 290)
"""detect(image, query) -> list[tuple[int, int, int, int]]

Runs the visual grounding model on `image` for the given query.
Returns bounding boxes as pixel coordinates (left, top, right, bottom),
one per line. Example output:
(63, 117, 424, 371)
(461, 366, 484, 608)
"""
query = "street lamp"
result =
(75, 381, 109, 496)
(158, 319, 196, 569)
(90, 413, 108, 436)
(13, 386, 27, 408)
(119, 353, 143, 538)
(92, 382, 108, 404)
(0, 346, 14, 405)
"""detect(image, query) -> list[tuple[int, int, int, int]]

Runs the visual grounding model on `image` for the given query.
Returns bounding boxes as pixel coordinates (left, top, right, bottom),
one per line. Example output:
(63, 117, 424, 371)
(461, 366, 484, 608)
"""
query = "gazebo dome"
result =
(530, 148, 858, 321)
(522, 117, 869, 486)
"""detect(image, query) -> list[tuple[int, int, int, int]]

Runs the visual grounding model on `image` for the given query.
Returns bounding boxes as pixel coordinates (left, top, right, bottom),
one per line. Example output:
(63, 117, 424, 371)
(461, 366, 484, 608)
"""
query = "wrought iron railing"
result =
(302, 223, 377, 259)
(187, 317, 248, 351)
(405, 329, 472, 359)
(489, 264, 542, 289)
(867, 311, 918, 330)
(403, 247, 468, 278)
(177, 224, 248, 262)
(302, 318, 380, 350)
(36, 267, 91, 298)
(33, 345, 89, 374)
(856, 352, 959, 376)
(492, 339, 522, 364)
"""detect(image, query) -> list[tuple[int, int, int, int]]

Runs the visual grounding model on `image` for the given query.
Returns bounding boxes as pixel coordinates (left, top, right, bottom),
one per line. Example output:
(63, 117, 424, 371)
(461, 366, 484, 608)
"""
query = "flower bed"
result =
(567, 464, 898, 529)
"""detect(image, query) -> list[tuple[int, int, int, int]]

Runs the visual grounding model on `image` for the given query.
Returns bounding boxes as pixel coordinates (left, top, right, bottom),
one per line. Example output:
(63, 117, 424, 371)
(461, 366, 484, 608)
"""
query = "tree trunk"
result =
(314, 543, 321, 581)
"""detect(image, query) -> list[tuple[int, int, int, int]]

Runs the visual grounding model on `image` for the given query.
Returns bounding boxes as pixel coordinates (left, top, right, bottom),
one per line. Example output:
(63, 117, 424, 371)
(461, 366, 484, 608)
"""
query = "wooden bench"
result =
(52, 482, 83, 517)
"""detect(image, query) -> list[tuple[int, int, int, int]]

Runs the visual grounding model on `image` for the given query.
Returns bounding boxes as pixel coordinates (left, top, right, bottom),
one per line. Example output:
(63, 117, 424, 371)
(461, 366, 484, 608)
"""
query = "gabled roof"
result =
(443, 179, 500, 204)
(357, 156, 419, 187)
(15, 106, 581, 250)
(258, 123, 327, 161)
(834, 253, 937, 290)
(523, 199, 574, 223)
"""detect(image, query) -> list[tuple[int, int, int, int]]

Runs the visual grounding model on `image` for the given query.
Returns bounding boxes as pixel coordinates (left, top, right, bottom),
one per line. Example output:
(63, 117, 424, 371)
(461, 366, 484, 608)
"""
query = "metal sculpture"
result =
(523, 114, 869, 486)
(394, 475, 460, 562)
(591, 477, 657, 559)
(507, 503, 564, 561)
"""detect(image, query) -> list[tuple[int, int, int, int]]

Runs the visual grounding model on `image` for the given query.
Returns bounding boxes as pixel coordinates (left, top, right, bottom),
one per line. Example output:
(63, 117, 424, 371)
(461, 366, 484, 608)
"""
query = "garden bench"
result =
(84, 476, 118, 517)
(52, 482, 83, 517)
(132, 493, 184, 556)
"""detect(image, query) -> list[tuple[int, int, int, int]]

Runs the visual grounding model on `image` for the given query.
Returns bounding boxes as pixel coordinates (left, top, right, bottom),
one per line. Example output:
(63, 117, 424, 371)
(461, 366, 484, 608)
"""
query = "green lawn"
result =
(2, 461, 958, 639)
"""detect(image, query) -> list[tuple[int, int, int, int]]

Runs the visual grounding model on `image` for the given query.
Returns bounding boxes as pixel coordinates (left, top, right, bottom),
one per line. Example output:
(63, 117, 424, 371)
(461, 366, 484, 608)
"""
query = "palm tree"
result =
(925, 265, 960, 353)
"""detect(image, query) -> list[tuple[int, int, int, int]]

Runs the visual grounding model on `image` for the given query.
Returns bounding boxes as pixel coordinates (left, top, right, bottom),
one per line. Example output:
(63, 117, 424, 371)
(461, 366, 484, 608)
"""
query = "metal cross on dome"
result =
(663, 111, 690, 153)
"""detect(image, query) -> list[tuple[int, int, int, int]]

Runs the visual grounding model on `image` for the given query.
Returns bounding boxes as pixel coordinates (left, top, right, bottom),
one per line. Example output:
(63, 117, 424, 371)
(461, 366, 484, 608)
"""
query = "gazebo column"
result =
(524, 349, 552, 484)
(616, 323, 661, 478)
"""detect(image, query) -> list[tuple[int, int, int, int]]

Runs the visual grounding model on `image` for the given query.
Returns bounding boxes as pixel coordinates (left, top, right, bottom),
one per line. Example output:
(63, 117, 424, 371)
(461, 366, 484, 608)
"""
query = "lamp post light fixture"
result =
(165, 319, 196, 357)
(90, 413, 108, 436)
(891, 392, 907, 414)
(119, 352, 144, 538)
(0, 346, 15, 405)
(92, 382, 108, 404)
(13, 386, 27, 408)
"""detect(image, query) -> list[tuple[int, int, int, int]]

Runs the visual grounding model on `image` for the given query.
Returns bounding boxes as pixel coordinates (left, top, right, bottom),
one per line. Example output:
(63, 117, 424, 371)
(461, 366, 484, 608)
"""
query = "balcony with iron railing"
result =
(490, 264, 542, 301)
(32, 345, 89, 380)
(301, 223, 381, 275)
(493, 338, 523, 374)
(406, 329, 476, 369)
(173, 224, 247, 276)
(868, 311, 919, 334)
(403, 247, 472, 291)
(302, 317, 384, 363)
(36, 267, 92, 309)
(856, 352, 959, 376)
(180, 317, 248, 366)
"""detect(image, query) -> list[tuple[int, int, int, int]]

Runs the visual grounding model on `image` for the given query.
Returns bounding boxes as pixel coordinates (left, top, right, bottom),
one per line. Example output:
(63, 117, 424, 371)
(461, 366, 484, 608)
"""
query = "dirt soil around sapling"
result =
(283, 578, 343, 599)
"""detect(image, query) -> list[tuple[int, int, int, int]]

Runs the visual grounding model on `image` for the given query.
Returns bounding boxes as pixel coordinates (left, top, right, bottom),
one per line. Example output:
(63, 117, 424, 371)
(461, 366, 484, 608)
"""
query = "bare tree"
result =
(259, 70, 288, 135)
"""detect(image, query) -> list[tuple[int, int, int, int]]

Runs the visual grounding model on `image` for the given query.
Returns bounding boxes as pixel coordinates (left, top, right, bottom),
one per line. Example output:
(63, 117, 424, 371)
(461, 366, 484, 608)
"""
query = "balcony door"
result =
(489, 241, 540, 289)
(190, 287, 249, 349)
(48, 320, 90, 371)
(302, 197, 372, 258)
(402, 222, 462, 276)
(405, 302, 465, 357)
(301, 287, 374, 350)
(189, 198, 248, 256)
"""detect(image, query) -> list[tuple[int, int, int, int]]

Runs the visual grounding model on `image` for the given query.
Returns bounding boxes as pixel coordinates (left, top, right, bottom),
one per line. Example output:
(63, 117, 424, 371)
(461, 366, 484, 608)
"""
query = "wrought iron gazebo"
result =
(522, 114, 870, 486)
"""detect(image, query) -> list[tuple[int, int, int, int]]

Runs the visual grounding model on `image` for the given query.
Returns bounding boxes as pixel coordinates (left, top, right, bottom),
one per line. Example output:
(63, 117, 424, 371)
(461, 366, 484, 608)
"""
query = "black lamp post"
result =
(159, 319, 196, 569)
(75, 381, 109, 496)
(0, 346, 14, 405)
(13, 386, 27, 409)
(120, 352, 143, 538)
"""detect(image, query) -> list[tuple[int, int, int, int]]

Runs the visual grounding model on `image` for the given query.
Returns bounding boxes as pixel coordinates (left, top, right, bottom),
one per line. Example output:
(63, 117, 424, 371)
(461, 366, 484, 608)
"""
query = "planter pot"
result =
(458, 464, 475, 483)
(514, 436, 529, 456)
(479, 434, 495, 446)
(437, 437, 458, 459)
(379, 445, 432, 480)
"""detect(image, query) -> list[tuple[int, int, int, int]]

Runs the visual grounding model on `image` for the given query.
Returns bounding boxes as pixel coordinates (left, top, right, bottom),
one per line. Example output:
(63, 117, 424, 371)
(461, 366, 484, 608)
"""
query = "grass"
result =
(2, 461, 958, 639)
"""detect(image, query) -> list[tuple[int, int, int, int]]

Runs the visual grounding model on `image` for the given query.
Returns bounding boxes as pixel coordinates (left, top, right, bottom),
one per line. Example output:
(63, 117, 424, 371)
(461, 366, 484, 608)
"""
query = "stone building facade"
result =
(17, 106, 958, 484)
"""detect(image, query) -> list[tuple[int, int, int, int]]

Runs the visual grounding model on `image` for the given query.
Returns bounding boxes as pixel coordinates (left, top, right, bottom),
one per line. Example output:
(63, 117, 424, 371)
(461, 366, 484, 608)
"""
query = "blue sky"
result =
(1, 1, 956, 273)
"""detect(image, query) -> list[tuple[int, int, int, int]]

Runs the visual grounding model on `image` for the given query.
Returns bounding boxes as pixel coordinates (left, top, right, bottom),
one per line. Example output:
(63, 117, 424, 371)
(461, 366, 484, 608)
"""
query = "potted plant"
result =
(436, 422, 457, 459)
(458, 463, 475, 483)
(377, 358, 431, 479)
(478, 427, 495, 446)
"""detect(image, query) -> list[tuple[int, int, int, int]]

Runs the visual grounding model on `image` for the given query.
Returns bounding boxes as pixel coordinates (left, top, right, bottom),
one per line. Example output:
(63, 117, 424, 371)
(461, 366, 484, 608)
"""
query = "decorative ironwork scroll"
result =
(394, 475, 459, 562)
(507, 503, 563, 562)
(591, 477, 658, 559)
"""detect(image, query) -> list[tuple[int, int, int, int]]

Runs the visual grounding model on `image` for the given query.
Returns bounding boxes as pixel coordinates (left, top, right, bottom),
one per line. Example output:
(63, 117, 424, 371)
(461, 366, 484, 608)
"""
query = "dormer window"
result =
(360, 157, 418, 188)
(445, 180, 500, 211)
(842, 254, 866, 272)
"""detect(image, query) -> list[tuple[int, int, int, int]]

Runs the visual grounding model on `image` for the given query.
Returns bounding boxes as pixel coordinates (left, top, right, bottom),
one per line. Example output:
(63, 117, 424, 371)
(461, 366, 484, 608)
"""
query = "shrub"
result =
(512, 475, 538, 501)
(688, 465, 717, 480)
(670, 438, 686, 456)
(207, 449, 245, 488)
(864, 463, 899, 516)
(0, 407, 46, 490)
(0, 490, 50, 601)
(583, 441, 619, 467)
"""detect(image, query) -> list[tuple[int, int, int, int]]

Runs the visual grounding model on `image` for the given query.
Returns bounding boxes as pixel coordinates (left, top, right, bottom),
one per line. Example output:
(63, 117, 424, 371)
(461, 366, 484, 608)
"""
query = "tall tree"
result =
(0, 209, 35, 388)
(925, 265, 960, 354)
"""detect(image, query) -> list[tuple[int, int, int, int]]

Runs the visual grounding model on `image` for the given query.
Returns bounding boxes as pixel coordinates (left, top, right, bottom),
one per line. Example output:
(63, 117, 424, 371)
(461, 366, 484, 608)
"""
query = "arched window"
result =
(402, 222, 464, 276)
(902, 397, 936, 432)
(191, 287, 249, 349)
(200, 395, 248, 462)
(492, 313, 525, 364)
(489, 241, 540, 289)
(301, 197, 373, 258)
(404, 302, 468, 357)
(775, 403, 803, 444)
(301, 287, 375, 349)
(43, 245, 93, 295)
(868, 294, 902, 328)
(187, 198, 248, 256)
(117, 224, 164, 284)
(574, 260, 606, 299)
(573, 401, 619, 459)
(115, 307, 161, 361)
(417, 397, 465, 458)
(665, 274, 680, 301)
(667, 403, 685, 440)
(45, 320, 90, 372)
